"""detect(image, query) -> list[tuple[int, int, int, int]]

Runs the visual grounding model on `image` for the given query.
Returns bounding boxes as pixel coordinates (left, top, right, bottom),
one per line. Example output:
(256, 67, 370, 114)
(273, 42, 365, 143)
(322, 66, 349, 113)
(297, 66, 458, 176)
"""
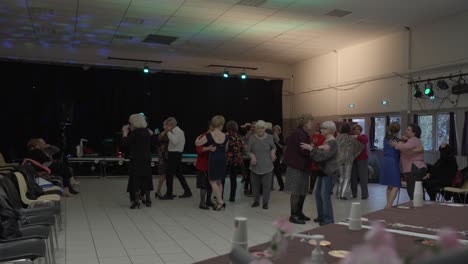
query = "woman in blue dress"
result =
(195, 115, 228, 211)
(380, 122, 401, 208)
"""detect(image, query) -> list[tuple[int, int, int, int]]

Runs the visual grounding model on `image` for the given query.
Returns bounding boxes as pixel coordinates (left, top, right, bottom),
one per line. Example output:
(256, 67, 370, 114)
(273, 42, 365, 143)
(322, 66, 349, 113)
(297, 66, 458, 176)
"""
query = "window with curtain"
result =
(390, 116, 401, 124)
(436, 113, 451, 148)
(375, 117, 386, 149)
(418, 115, 433, 150)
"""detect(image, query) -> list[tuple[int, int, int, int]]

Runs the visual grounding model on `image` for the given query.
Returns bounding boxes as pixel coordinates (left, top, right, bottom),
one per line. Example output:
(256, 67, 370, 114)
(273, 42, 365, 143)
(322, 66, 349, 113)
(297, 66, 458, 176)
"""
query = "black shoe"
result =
(229, 197, 235, 202)
(245, 192, 254, 197)
(340, 197, 348, 200)
(214, 203, 226, 211)
(262, 204, 269, 209)
(70, 188, 79, 195)
(130, 202, 140, 209)
(299, 213, 311, 221)
(155, 192, 163, 199)
(289, 216, 306, 224)
(361, 196, 368, 200)
(143, 200, 152, 207)
(160, 194, 174, 200)
(279, 187, 284, 191)
(319, 222, 331, 226)
(313, 218, 322, 223)
(179, 192, 193, 198)
(206, 200, 215, 207)
(251, 201, 260, 208)
(199, 205, 210, 210)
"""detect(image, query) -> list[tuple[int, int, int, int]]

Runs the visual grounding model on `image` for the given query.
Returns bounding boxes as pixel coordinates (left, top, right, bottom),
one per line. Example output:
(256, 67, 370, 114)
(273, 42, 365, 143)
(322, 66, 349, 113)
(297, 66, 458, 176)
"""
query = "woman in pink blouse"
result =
(391, 124, 427, 200)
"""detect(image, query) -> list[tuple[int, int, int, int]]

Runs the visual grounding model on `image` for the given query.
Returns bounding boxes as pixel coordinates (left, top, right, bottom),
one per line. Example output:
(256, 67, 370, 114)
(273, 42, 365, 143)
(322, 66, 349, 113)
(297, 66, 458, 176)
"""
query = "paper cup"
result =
(413, 193, 424, 207)
(349, 219, 362, 231)
(232, 241, 248, 251)
(414, 181, 423, 193)
(349, 202, 361, 220)
(233, 217, 248, 244)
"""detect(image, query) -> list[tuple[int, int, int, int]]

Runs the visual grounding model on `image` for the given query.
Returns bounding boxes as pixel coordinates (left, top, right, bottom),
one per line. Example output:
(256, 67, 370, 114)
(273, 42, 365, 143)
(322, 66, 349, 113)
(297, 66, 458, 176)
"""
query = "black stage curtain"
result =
(0, 61, 283, 160)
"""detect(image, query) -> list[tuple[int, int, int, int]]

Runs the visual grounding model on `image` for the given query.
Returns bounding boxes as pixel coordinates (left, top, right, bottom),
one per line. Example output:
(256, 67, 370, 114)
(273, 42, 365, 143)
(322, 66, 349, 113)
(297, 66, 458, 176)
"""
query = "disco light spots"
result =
(2, 40, 13, 48)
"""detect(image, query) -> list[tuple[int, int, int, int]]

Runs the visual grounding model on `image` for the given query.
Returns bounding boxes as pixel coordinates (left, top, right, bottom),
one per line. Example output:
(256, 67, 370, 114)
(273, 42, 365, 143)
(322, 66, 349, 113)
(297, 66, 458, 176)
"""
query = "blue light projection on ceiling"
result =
(0, 4, 167, 59)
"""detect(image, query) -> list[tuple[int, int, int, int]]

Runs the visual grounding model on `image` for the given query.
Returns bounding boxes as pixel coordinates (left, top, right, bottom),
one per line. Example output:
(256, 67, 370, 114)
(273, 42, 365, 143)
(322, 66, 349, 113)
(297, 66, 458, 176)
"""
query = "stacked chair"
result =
(0, 161, 63, 264)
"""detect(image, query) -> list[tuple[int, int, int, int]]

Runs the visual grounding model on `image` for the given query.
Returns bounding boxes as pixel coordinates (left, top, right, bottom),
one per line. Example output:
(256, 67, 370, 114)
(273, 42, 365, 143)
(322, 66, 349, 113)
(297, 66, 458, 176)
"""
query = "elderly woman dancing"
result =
(300, 121, 339, 226)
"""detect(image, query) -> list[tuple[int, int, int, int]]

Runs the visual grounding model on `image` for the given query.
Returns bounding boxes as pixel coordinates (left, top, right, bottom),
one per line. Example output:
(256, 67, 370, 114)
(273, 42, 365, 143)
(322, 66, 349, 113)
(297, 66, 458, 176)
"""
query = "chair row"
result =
(0, 165, 63, 264)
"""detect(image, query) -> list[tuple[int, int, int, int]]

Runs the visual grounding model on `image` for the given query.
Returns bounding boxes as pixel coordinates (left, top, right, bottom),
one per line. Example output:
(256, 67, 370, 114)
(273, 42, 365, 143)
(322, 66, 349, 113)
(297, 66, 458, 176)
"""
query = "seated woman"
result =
(26, 138, 78, 196)
(423, 143, 458, 201)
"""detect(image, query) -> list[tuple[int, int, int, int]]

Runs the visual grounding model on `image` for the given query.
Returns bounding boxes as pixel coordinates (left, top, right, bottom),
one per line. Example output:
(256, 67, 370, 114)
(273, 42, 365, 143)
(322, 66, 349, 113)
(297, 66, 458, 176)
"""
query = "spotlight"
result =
(436, 80, 449, 90)
(413, 84, 422, 98)
(143, 66, 149, 74)
(424, 82, 434, 97)
(430, 95, 436, 100)
(348, 103, 355, 108)
(382, 100, 388, 105)
(240, 72, 247, 80)
(223, 70, 229, 78)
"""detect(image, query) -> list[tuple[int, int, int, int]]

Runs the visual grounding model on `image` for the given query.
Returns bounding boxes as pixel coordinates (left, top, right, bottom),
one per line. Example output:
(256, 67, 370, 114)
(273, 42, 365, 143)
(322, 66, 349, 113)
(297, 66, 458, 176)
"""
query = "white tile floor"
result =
(54, 177, 410, 264)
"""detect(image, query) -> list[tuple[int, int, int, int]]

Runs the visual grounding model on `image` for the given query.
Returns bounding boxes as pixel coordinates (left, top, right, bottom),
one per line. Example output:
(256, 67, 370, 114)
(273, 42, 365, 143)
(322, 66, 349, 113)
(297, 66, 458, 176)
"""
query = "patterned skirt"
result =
(284, 166, 310, 195)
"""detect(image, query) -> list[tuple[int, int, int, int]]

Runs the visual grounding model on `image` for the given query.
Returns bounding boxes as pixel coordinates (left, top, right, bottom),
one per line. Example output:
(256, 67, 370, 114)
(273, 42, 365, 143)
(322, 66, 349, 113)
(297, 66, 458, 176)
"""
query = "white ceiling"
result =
(1, 0, 468, 67)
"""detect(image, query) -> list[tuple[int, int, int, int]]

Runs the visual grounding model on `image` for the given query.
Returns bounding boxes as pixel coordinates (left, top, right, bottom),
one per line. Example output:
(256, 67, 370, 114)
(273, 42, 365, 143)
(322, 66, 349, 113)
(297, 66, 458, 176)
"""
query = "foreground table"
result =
(361, 202, 468, 236)
(195, 224, 436, 264)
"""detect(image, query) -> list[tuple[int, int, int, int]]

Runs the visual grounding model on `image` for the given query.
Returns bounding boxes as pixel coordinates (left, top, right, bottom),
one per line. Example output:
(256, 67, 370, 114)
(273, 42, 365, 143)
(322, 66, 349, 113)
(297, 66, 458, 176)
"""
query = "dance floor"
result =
(55, 177, 410, 264)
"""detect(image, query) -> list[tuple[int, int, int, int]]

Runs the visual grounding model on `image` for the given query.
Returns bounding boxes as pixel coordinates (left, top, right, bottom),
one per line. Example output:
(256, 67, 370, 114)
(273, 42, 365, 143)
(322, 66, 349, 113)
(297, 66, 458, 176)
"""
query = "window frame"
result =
(417, 112, 452, 151)
(435, 112, 451, 149)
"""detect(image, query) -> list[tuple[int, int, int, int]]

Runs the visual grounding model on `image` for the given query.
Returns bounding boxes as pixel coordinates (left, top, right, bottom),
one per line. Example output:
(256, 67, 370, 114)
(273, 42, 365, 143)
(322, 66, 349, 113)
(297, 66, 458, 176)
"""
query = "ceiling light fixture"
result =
(424, 82, 434, 97)
(413, 84, 422, 98)
(240, 71, 247, 80)
(436, 80, 449, 90)
(143, 66, 149, 74)
(223, 70, 229, 78)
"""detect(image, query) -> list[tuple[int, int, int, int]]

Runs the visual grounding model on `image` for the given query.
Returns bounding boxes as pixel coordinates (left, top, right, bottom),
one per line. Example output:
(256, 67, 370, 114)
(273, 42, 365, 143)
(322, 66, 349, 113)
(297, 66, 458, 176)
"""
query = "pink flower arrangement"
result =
(364, 221, 395, 248)
(273, 218, 294, 235)
(251, 218, 293, 263)
(341, 222, 402, 264)
(437, 228, 461, 250)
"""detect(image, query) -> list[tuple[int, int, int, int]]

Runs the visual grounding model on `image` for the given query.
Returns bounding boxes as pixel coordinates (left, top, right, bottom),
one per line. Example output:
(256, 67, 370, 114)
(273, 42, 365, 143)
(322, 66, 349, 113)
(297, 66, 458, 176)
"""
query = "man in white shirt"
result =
(160, 117, 192, 199)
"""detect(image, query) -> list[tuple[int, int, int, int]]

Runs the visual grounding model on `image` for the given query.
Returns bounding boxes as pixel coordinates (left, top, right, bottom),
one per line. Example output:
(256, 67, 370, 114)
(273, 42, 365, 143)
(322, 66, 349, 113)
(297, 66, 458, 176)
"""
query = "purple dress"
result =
(380, 139, 401, 187)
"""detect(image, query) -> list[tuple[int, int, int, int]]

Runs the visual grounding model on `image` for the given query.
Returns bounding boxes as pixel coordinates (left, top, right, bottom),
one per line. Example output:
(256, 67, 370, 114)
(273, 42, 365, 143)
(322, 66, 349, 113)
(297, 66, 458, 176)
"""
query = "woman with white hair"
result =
(122, 113, 154, 209)
(247, 120, 276, 209)
(301, 121, 339, 226)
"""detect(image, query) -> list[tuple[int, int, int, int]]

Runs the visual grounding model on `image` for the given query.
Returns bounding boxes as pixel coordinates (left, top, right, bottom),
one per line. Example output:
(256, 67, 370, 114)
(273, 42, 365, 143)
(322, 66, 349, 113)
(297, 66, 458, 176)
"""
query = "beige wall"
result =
(284, 11, 468, 165)
(286, 11, 468, 119)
